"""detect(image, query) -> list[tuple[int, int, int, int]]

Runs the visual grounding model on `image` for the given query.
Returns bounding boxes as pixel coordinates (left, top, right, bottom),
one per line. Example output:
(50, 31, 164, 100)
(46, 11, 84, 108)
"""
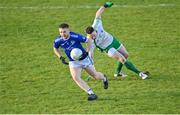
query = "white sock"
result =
(87, 89, 94, 95)
(103, 75, 107, 82)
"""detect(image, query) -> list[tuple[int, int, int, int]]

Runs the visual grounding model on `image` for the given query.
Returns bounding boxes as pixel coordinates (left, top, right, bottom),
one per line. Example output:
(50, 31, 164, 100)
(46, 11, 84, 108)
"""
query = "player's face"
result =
(88, 31, 97, 40)
(59, 28, 70, 39)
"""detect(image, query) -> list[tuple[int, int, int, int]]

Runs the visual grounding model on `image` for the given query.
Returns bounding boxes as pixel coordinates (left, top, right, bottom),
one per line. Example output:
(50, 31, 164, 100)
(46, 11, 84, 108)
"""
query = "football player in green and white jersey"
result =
(86, 2, 149, 79)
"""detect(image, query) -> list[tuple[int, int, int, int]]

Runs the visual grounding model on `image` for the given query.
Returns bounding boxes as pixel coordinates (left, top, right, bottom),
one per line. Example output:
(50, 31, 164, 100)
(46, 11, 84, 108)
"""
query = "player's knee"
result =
(90, 72, 98, 79)
(92, 74, 98, 79)
(119, 57, 126, 64)
(125, 54, 129, 59)
(72, 76, 80, 82)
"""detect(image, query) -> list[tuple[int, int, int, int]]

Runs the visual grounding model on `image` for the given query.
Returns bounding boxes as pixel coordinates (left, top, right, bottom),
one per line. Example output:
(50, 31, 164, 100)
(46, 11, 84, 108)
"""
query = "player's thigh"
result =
(84, 65, 97, 77)
(69, 67, 82, 80)
(118, 44, 129, 58)
(108, 48, 126, 62)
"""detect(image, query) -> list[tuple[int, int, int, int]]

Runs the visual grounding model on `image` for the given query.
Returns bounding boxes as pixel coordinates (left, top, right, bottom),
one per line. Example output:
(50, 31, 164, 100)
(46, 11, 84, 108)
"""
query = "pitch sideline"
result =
(0, 3, 177, 9)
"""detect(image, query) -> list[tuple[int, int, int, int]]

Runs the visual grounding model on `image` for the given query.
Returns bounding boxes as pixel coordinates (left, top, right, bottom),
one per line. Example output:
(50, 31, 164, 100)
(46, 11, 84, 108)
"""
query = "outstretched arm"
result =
(95, 6, 105, 19)
(95, 2, 114, 19)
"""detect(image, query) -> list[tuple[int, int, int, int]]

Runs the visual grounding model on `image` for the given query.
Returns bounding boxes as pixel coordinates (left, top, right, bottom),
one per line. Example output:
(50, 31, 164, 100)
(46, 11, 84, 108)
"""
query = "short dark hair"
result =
(85, 26, 94, 34)
(59, 23, 69, 28)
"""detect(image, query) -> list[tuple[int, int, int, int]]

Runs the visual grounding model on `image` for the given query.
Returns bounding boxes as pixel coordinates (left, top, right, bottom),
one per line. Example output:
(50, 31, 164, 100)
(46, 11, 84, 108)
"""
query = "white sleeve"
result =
(92, 18, 104, 31)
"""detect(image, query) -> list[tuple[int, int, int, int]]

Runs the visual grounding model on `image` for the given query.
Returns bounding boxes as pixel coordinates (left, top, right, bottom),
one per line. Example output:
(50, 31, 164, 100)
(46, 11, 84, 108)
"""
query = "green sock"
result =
(124, 60, 140, 74)
(115, 61, 123, 74)
(86, 76, 91, 81)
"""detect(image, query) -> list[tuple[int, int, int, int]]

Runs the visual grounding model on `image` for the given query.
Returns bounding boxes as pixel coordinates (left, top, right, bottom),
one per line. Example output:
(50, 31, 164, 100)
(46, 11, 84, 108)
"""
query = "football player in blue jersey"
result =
(53, 23, 108, 101)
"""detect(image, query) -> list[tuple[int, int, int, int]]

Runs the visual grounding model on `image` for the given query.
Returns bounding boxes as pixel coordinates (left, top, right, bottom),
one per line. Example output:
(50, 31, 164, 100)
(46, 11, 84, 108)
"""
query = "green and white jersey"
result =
(92, 18, 113, 49)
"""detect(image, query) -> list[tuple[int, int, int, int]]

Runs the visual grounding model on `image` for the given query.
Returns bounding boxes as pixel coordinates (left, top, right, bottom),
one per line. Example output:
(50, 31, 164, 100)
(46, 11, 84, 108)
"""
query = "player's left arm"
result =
(86, 35, 95, 59)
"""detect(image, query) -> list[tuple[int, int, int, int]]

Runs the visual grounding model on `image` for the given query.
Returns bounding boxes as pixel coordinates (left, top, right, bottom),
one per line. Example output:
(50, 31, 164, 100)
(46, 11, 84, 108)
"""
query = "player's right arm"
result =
(53, 47, 68, 65)
(95, 6, 105, 19)
(53, 47, 62, 58)
(92, 2, 113, 30)
(54, 38, 62, 58)
(95, 2, 114, 19)
(54, 38, 69, 65)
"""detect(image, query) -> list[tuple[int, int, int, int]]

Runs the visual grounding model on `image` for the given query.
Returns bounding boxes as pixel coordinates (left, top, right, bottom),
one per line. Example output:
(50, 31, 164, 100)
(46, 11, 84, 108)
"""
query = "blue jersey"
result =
(54, 32, 88, 61)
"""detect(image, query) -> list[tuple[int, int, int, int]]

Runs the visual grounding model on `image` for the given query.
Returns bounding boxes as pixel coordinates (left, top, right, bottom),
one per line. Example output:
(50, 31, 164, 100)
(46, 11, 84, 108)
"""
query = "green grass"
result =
(0, 0, 180, 114)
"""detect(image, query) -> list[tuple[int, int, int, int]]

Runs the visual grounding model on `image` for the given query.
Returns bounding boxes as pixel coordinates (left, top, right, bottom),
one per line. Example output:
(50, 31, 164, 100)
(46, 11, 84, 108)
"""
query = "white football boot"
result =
(114, 72, 128, 78)
(139, 71, 149, 80)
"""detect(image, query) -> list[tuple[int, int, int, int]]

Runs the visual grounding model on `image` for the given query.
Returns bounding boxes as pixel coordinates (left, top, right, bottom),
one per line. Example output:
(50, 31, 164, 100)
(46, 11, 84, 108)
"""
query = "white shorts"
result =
(69, 56, 94, 69)
(107, 45, 122, 57)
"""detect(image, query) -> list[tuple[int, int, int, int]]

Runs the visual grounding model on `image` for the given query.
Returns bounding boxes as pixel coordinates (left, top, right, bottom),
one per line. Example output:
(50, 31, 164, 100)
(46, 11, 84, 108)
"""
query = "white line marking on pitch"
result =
(0, 4, 177, 9)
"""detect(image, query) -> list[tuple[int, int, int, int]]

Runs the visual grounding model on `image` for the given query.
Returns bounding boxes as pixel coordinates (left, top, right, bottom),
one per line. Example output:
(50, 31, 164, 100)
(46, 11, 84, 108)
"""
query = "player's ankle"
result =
(87, 88, 94, 95)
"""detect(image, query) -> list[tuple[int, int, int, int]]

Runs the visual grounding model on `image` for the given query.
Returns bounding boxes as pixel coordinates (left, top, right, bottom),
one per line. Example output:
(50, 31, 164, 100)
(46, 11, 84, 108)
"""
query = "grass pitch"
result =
(0, 0, 180, 114)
